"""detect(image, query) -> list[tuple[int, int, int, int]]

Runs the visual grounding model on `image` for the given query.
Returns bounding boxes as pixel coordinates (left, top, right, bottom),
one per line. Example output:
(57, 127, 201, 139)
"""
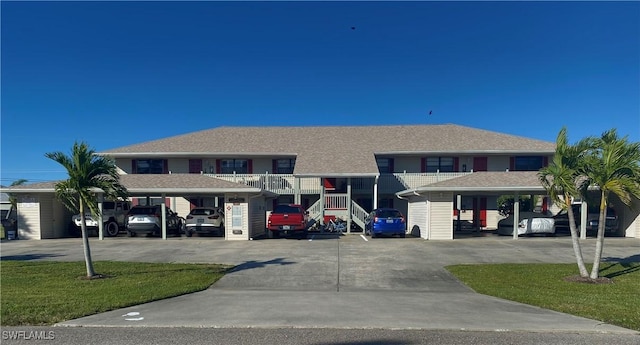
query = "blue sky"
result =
(1, 1, 639, 184)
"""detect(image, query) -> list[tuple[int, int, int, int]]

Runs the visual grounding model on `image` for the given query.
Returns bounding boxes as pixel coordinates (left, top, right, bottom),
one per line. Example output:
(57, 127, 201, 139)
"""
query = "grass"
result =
(0, 260, 232, 326)
(446, 263, 640, 331)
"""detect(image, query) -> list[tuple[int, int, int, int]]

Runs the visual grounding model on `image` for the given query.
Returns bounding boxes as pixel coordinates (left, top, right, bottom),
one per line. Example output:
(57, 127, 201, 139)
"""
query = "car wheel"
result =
(68, 223, 81, 237)
(105, 221, 119, 237)
(127, 230, 136, 237)
(186, 229, 193, 237)
(400, 232, 406, 238)
(371, 232, 377, 238)
(271, 230, 280, 239)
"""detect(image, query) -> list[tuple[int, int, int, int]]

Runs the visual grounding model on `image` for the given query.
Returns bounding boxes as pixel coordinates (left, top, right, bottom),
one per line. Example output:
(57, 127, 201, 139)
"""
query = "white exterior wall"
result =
(251, 158, 272, 174)
(488, 156, 510, 171)
(407, 198, 428, 238)
(625, 197, 640, 238)
(429, 192, 454, 240)
(168, 159, 190, 174)
(225, 193, 250, 240)
(249, 196, 268, 239)
(17, 195, 41, 240)
(172, 197, 192, 220)
(393, 156, 421, 173)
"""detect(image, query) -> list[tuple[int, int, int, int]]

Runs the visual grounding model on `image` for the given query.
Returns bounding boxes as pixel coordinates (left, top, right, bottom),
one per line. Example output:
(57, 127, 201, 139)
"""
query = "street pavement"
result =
(1, 232, 639, 334)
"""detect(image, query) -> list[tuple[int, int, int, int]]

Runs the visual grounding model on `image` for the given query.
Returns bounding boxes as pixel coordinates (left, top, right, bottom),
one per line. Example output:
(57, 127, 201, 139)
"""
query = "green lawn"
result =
(446, 263, 640, 331)
(0, 261, 231, 325)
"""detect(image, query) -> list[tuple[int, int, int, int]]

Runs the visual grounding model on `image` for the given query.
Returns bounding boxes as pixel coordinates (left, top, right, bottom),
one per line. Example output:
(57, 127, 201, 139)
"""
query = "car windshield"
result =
(129, 207, 157, 215)
(273, 205, 301, 213)
(376, 209, 402, 218)
(191, 208, 217, 216)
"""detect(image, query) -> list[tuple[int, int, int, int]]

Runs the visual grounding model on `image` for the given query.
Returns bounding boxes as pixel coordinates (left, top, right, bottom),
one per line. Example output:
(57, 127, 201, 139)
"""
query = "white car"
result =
(185, 207, 225, 237)
(497, 211, 555, 236)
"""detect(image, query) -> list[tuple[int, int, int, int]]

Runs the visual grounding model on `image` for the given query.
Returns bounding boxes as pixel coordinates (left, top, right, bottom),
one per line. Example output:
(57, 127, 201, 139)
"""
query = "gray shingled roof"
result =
(0, 174, 274, 197)
(101, 124, 556, 176)
(398, 171, 546, 195)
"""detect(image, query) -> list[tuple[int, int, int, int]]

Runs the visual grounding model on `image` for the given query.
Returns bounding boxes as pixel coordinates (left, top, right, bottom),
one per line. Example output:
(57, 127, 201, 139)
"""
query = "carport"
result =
(1, 174, 277, 241)
(398, 171, 573, 240)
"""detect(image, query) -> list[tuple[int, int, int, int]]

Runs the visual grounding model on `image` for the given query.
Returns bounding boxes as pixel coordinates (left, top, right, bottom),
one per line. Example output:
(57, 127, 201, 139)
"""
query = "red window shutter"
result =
(248, 159, 253, 173)
(389, 158, 395, 173)
(131, 198, 138, 206)
(131, 160, 137, 174)
(473, 157, 488, 172)
(509, 157, 515, 171)
(420, 157, 426, 173)
(453, 208, 458, 216)
(453, 157, 459, 172)
(216, 159, 221, 173)
(163, 160, 169, 174)
(164, 198, 171, 207)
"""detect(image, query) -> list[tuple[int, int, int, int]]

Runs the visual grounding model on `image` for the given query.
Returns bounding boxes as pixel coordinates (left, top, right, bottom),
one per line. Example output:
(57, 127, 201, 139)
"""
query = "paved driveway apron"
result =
(2, 235, 637, 333)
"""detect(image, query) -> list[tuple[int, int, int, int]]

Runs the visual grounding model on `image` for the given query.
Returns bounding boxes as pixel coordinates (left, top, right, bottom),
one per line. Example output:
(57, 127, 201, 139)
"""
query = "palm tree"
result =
(582, 129, 640, 279)
(538, 128, 593, 277)
(46, 142, 128, 278)
(8, 179, 28, 212)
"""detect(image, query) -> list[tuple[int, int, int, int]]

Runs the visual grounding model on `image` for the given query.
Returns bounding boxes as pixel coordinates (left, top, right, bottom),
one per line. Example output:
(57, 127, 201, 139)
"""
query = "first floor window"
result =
(220, 159, 248, 174)
(425, 157, 454, 172)
(135, 159, 165, 174)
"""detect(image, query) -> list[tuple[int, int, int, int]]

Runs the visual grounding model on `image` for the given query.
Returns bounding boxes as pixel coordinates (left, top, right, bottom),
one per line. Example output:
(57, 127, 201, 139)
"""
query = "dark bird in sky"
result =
(429, 110, 433, 115)
(351, 27, 356, 30)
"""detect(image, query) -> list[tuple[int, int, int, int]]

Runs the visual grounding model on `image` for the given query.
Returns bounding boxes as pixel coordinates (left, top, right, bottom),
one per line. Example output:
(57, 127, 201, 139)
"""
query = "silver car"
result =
(185, 207, 225, 237)
(126, 205, 183, 237)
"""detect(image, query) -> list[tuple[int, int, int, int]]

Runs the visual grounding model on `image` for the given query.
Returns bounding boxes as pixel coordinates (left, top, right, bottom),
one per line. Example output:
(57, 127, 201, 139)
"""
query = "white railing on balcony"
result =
(325, 193, 349, 209)
(205, 172, 472, 195)
(351, 201, 369, 229)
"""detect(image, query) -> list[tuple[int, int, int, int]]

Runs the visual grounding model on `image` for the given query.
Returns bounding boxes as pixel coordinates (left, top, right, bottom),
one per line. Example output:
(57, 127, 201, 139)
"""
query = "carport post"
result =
(512, 193, 519, 240)
(320, 178, 325, 224)
(373, 176, 379, 210)
(346, 178, 352, 233)
(98, 194, 104, 241)
(580, 200, 587, 239)
(161, 194, 167, 240)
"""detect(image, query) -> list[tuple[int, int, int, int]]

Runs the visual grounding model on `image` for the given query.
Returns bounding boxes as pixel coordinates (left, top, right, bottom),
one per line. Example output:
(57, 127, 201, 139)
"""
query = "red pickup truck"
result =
(267, 204, 308, 238)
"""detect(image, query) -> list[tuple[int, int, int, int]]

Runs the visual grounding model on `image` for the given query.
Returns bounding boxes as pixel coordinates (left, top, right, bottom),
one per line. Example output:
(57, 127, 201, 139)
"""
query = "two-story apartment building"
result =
(5, 124, 640, 240)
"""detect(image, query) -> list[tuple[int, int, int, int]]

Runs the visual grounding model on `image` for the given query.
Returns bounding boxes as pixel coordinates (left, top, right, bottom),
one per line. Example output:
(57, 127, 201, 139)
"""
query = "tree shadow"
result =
(602, 254, 640, 263)
(229, 257, 296, 273)
(598, 260, 640, 279)
(0, 253, 63, 261)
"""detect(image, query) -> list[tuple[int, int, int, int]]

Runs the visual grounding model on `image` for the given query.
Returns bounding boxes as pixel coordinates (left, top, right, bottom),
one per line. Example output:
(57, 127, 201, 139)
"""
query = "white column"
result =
(320, 178, 325, 224)
(513, 194, 519, 240)
(347, 178, 352, 234)
(161, 193, 167, 240)
(373, 176, 379, 210)
(294, 177, 301, 204)
(580, 200, 587, 239)
(97, 194, 104, 241)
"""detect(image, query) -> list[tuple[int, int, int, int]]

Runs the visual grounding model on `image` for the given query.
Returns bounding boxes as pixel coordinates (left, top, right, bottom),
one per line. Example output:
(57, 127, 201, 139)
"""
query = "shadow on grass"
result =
(230, 258, 295, 273)
(599, 261, 640, 279)
(0, 253, 63, 261)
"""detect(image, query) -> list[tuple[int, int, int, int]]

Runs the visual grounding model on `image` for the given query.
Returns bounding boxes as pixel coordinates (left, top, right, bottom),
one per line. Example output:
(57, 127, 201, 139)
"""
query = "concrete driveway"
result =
(2, 234, 638, 333)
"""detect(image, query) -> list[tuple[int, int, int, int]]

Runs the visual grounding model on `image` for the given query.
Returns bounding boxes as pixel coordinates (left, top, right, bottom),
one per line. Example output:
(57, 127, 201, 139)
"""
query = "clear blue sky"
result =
(1, 1, 639, 183)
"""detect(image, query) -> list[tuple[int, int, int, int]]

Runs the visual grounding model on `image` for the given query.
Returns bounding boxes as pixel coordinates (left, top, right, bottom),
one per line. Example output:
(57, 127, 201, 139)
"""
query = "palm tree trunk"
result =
(566, 198, 588, 277)
(79, 200, 96, 277)
(590, 192, 607, 279)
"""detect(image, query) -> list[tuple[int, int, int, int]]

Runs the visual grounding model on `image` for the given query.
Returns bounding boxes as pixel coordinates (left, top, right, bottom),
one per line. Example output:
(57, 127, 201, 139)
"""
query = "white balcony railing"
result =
(204, 172, 471, 195)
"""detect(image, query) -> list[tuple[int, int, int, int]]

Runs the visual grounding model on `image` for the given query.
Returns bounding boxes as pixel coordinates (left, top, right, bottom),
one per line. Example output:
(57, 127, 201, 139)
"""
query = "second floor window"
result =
(135, 159, 166, 174)
(376, 158, 394, 173)
(425, 157, 455, 172)
(513, 156, 544, 171)
(220, 159, 248, 174)
(274, 159, 295, 174)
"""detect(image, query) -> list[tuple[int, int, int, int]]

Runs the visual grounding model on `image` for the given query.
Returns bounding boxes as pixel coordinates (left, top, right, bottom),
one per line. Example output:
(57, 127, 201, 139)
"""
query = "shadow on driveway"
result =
(229, 258, 296, 273)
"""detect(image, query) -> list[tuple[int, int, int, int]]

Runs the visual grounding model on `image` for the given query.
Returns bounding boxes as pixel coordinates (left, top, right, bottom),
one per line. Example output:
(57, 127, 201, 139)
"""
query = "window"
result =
(514, 156, 544, 171)
(425, 157, 455, 172)
(274, 159, 295, 174)
(376, 158, 394, 173)
(135, 159, 165, 174)
(220, 159, 248, 174)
